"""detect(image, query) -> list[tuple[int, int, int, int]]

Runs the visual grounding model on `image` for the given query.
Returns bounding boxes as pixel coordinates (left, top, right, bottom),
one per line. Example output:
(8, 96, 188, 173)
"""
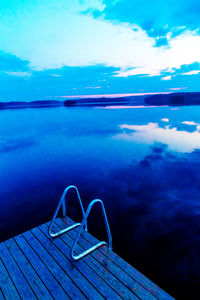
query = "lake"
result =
(1, 105, 200, 298)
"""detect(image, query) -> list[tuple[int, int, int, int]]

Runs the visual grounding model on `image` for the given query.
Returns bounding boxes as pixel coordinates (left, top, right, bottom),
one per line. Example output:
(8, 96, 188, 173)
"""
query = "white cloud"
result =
(5, 71, 31, 77)
(182, 121, 198, 126)
(1, 1, 200, 77)
(50, 74, 62, 77)
(169, 87, 187, 91)
(116, 30, 200, 77)
(161, 75, 172, 80)
(85, 86, 102, 89)
(182, 70, 200, 75)
(117, 123, 200, 153)
(114, 67, 161, 77)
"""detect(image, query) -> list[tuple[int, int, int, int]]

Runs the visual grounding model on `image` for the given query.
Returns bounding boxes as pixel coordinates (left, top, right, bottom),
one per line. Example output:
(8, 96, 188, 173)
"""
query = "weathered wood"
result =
(50, 221, 143, 299)
(0, 287, 4, 300)
(0, 255, 20, 300)
(14, 234, 70, 300)
(39, 224, 122, 300)
(63, 216, 173, 300)
(45, 221, 139, 300)
(31, 227, 104, 299)
(5, 239, 53, 299)
(55, 218, 156, 300)
(0, 217, 174, 300)
(0, 242, 35, 299)
(23, 230, 87, 299)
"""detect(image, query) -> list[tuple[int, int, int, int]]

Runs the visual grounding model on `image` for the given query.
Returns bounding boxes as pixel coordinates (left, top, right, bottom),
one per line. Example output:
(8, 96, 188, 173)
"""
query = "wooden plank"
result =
(39, 224, 122, 300)
(55, 219, 157, 300)
(55, 219, 156, 300)
(0, 242, 36, 299)
(62, 216, 174, 300)
(49, 222, 139, 300)
(5, 239, 53, 300)
(51, 222, 142, 299)
(0, 287, 5, 300)
(0, 255, 20, 300)
(0, 217, 173, 300)
(14, 234, 71, 300)
(22, 230, 85, 299)
(31, 226, 104, 300)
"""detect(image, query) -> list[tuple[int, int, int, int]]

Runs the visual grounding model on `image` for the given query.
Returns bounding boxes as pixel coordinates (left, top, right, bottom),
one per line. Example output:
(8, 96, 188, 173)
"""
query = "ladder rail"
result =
(48, 185, 87, 238)
(70, 199, 112, 261)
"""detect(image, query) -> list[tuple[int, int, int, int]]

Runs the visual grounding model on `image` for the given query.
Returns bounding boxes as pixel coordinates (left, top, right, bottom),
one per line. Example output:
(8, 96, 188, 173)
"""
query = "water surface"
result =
(1, 105, 200, 299)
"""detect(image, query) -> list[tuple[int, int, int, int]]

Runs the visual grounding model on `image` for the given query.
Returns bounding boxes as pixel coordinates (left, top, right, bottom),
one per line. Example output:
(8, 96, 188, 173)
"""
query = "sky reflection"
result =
(182, 121, 199, 126)
(118, 122, 200, 153)
(1, 106, 200, 298)
(161, 118, 169, 122)
(102, 105, 164, 109)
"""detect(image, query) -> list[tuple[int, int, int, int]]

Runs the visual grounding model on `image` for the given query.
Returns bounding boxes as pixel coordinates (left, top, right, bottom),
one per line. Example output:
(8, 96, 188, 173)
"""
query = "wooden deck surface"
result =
(0, 217, 174, 299)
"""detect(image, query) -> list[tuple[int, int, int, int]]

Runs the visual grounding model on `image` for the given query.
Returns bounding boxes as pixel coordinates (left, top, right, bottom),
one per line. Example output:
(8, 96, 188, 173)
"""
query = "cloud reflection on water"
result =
(0, 135, 36, 153)
(117, 122, 200, 153)
(182, 121, 199, 126)
(161, 118, 169, 122)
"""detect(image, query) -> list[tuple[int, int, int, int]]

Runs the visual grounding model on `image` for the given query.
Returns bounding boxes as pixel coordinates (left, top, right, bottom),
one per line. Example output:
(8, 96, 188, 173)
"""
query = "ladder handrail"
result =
(70, 199, 112, 261)
(48, 185, 87, 237)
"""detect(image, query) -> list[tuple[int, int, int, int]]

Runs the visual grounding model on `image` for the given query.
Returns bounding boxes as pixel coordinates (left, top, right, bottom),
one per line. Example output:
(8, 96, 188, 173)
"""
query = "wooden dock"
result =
(0, 217, 174, 299)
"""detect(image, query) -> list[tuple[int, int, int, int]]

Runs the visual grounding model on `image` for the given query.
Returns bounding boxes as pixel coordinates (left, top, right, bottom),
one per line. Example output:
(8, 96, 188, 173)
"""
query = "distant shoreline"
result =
(0, 96, 146, 110)
(1, 92, 200, 110)
(0, 100, 64, 110)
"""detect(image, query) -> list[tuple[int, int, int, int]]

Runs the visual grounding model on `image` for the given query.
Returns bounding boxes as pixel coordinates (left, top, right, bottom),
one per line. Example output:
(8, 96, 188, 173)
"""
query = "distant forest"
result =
(145, 92, 200, 106)
(1, 92, 200, 109)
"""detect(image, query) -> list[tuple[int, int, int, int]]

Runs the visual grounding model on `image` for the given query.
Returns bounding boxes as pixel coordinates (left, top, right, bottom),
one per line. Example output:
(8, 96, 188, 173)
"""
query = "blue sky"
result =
(0, 0, 200, 101)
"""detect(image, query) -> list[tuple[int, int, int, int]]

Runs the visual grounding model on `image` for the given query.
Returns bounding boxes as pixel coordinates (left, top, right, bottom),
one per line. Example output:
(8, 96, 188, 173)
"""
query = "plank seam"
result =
(21, 233, 72, 300)
(52, 222, 141, 300)
(0, 286, 5, 300)
(61, 218, 163, 299)
(40, 225, 126, 300)
(0, 257, 22, 299)
(3, 243, 35, 300)
(37, 225, 121, 299)
(10, 238, 54, 300)
(64, 230, 142, 299)
(35, 226, 107, 299)
(31, 228, 98, 300)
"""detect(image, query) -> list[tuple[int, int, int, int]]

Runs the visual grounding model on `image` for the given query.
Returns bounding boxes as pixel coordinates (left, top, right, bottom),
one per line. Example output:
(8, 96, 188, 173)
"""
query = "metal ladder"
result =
(48, 185, 87, 238)
(48, 185, 112, 261)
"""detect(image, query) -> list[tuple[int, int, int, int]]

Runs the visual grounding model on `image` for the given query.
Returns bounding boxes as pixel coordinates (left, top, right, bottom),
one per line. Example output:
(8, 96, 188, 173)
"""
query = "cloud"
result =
(115, 30, 200, 77)
(0, 1, 200, 79)
(182, 121, 199, 126)
(102, 0, 200, 39)
(0, 12, 158, 73)
(182, 70, 200, 75)
(169, 87, 187, 91)
(50, 74, 62, 77)
(86, 142, 200, 295)
(161, 76, 172, 80)
(0, 51, 29, 71)
(0, 63, 198, 102)
(117, 122, 200, 153)
(85, 86, 102, 89)
(114, 67, 161, 77)
(0, 65, 120, 101)
(0, 136, 36, 153)
(5, 71, 31, 77)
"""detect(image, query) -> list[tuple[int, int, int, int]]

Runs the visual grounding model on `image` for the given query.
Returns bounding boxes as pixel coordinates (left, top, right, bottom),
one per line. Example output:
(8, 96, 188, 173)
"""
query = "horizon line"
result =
(56, 92, 172, 99)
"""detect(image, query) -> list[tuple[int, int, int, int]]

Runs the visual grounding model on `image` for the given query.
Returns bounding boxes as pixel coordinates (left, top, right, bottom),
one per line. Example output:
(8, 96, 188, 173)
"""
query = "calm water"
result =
(1, 105, 200, 298)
